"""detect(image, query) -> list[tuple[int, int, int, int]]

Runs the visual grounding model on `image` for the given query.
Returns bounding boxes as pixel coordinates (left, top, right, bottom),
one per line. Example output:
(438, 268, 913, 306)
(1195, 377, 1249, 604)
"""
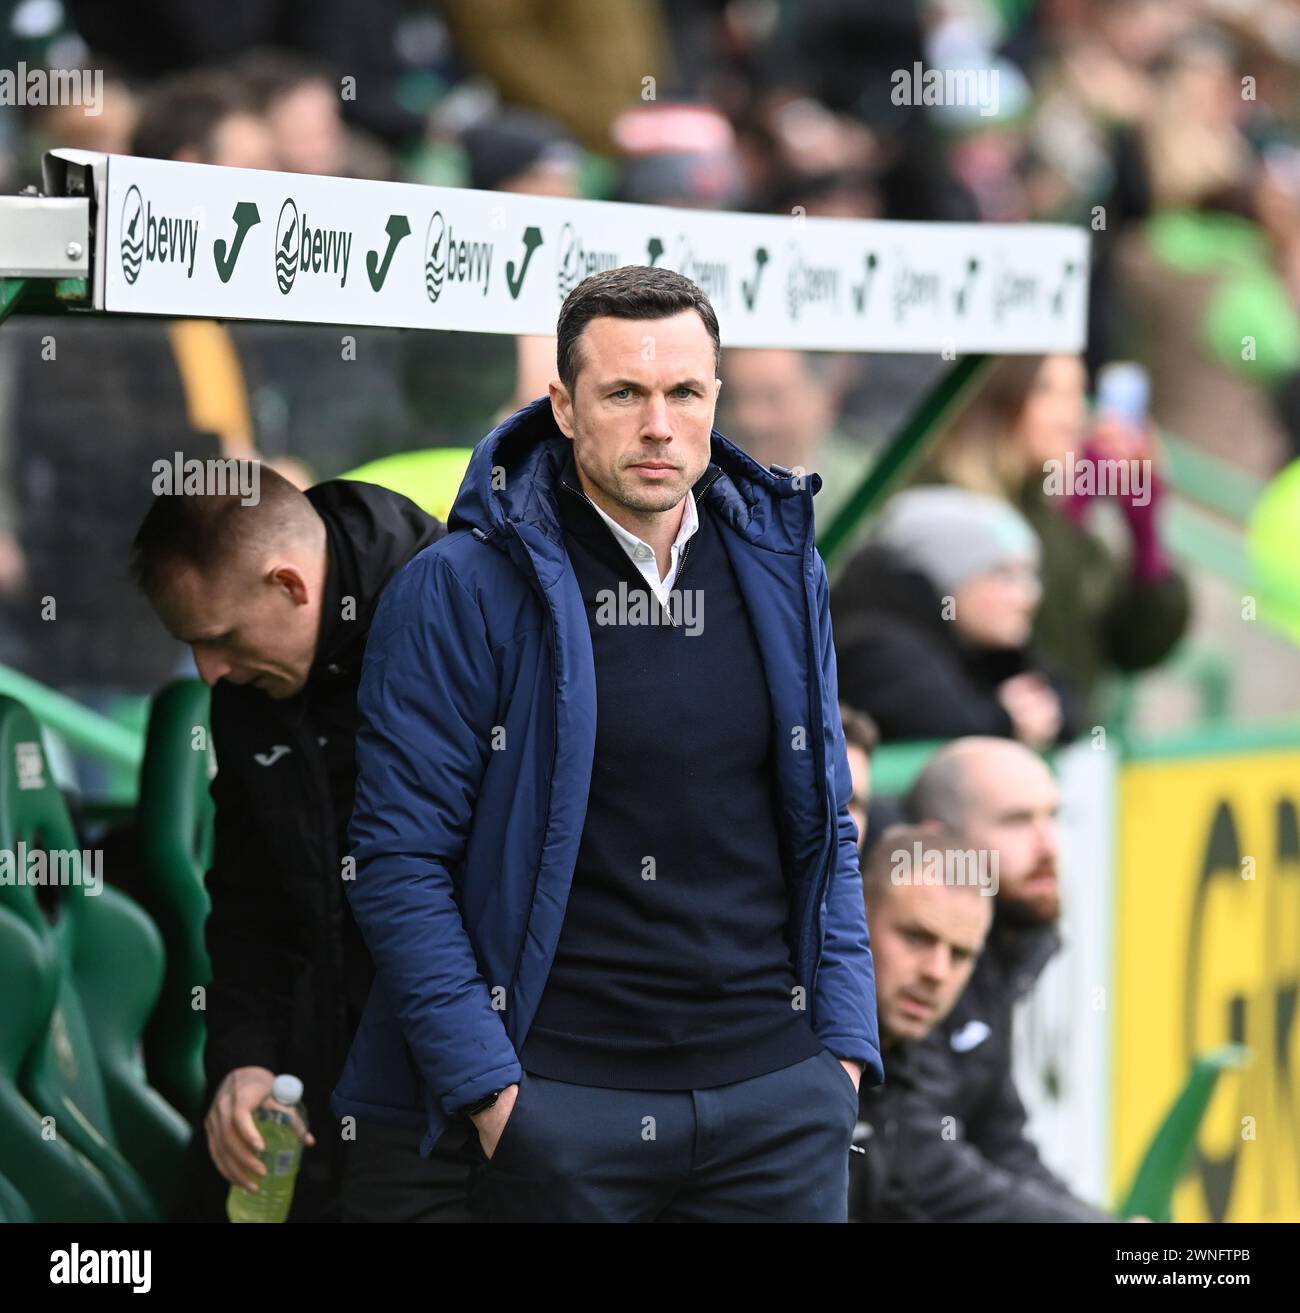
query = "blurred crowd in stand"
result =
(3, 0, 1300, 759)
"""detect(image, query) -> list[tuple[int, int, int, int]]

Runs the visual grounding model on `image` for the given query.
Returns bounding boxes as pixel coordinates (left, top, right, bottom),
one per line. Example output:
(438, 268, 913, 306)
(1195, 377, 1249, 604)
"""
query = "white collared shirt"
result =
(587, 490, 699, 610)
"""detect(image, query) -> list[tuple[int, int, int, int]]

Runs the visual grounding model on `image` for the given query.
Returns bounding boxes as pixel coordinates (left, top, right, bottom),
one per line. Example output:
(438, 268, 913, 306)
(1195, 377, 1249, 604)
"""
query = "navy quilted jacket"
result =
(330, 398, 883, 1154)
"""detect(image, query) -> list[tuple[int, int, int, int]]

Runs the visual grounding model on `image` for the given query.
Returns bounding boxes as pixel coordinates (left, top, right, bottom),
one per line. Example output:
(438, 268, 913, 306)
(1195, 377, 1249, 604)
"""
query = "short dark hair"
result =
(862, 821, 972, 907)
(231, 48, 336, 113)
(131, 69, 256, 162)
(555, 265, 721, 394)
(128, 462, 317, 598)
(839, 703, 880, 759)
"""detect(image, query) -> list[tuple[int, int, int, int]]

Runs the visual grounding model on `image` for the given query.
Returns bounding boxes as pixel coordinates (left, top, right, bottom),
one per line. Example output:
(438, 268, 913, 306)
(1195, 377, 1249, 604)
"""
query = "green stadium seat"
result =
(1117, 1044, 1250, 1222)
(136, 679, 214, 1123)
(0, 694, 186, 1220)
(0, 1168, 35, 1223)
(73, 883, 192, 1216)
(0, 904, 125, 1221)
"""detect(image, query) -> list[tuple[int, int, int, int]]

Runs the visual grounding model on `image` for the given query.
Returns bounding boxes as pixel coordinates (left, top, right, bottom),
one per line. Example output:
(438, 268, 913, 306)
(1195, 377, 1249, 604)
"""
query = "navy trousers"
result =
(341, 1120, 473, 1222)
(464, 1048, 858, 1222)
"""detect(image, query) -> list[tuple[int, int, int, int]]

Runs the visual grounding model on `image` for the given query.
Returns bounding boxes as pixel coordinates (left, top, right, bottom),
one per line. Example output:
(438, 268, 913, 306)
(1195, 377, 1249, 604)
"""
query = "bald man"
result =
(849, 824, 994, 1222)
(893, 737, 1115, 1222)
(130, 464, 448, 1221)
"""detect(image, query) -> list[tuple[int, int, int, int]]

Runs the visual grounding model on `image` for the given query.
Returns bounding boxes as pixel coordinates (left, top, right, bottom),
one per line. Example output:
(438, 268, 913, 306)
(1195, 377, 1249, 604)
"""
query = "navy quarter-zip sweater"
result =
(518, 453, 825, 1088)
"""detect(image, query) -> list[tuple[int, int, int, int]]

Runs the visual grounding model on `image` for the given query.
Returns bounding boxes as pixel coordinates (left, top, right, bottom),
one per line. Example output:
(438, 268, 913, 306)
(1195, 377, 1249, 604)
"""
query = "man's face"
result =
(868, 883, 991, 1043)
(846, 742, 871, 853)
(958, 749, 1062, 924)
(267, 81, 345, 176)
(153, 560, 322, 699)
(502, 160, 580, 197)
(209, 112, 278, 171)
(549, 310, 720, 521)
(720, 349, 834, 473)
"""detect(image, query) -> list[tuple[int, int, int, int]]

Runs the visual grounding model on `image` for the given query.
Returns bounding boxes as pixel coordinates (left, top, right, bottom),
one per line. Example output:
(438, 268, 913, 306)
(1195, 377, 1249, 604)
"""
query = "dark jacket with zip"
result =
(830, 544, 1083, 745)
(881, 911, 1112, 1222)
(331, 397, 883, 1154)
(201, 479, 444, 1182)
(848, 1038, 927, 1223)
(513, 447, 828, 1088)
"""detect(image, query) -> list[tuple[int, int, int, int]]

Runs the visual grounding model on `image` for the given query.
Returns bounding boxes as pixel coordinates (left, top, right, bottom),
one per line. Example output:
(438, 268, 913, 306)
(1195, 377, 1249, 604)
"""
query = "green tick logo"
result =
(367, 213, 410, 291)
(505, 226, 543, 300)
(1052, 260, 1078, 316)
(953, 257, 980, 316)
(852, 252, 878, 314)
(213, 202, 260, 283)
(741, 247, 768, 310)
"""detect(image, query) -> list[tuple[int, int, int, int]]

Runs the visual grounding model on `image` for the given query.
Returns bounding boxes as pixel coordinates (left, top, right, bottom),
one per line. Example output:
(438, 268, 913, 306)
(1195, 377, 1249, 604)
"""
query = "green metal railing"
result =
(0, 349, 1281, 799)
(0, 665, 144, 771)
(0, 338, 992, 800)
(0, 276, 91, 322)
(818, 353, 991, 568)
(1161, 432, 1262, 526)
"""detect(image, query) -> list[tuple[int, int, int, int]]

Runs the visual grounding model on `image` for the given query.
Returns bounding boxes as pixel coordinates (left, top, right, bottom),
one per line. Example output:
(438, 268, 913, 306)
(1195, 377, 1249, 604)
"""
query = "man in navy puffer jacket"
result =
(332, 266, 882, 1222)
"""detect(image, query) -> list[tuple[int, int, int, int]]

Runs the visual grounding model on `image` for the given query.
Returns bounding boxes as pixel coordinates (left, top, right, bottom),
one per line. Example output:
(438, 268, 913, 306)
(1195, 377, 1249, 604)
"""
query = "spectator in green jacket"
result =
(917, 352, 1190, 717)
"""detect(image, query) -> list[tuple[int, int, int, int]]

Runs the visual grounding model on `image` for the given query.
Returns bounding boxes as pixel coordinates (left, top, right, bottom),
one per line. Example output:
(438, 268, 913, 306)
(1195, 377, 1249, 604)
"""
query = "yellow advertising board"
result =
(1115, 749, 1300, 1221)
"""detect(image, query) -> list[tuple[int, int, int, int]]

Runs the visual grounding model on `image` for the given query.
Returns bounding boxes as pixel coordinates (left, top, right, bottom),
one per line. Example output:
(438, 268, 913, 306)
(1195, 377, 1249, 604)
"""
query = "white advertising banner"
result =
(1013, 739, 1116, 1208)
(100, 154, 1089, 352)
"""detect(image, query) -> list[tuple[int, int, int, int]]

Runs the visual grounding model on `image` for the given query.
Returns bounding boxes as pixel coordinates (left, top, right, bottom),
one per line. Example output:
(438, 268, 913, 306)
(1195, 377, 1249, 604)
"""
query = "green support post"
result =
(0, 276, 89, 321)
(818, 353, 992, 569)
(0, 278, 28, 324)
(0, 664, 144, 773)
(1117, 1045, 1249, 1222)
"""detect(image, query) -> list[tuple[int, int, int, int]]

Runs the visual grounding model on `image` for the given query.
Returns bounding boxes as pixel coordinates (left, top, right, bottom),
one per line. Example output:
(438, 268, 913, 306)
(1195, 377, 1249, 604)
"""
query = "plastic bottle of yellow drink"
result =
(226, 1074, 308, 1223)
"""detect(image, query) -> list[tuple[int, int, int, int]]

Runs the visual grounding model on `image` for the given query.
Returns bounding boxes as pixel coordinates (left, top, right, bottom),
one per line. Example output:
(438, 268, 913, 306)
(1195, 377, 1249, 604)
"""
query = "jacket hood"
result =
(832, 540, 1034, 685)
(306, 478, 444, 676)
(831, 542, 953, 644)
(447, 396, 821, 557)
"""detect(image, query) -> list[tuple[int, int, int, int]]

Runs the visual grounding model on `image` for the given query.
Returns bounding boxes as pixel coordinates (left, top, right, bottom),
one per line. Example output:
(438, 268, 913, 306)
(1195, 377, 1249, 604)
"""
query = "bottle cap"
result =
(272, 1074, 304, 1105)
